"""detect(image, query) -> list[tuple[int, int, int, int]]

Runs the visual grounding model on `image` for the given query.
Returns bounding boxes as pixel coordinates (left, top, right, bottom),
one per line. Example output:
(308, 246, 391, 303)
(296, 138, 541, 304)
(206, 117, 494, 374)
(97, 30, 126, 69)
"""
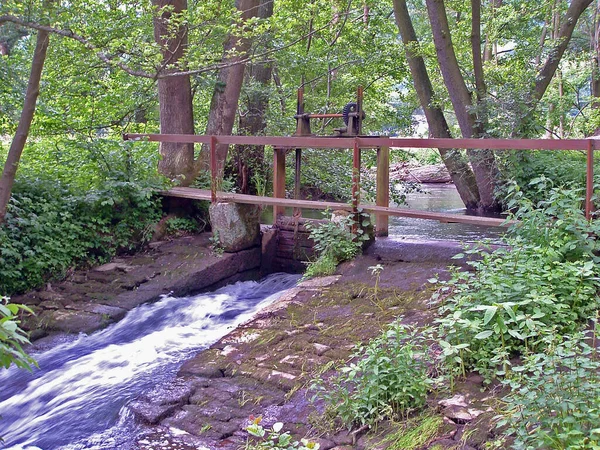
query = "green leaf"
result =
(474, 330, 494, 339)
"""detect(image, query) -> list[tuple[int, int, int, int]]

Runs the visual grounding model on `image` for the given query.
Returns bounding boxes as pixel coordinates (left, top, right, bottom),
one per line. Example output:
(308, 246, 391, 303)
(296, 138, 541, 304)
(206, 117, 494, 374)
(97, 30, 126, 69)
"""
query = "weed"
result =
(311, 320, 431, 430)
(245, 417, 320, 450)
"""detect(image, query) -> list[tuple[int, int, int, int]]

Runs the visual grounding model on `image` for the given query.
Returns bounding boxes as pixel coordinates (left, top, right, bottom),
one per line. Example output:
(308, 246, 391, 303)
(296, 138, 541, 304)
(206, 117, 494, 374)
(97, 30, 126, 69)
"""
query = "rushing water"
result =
(0, 273, 300, 450)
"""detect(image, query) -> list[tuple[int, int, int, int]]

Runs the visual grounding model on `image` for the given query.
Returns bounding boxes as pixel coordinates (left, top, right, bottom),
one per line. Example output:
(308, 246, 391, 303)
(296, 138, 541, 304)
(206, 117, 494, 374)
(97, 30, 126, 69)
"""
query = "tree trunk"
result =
(426, 0, 500, 211)
(471, 0, 486, 100)
(591, 0, 600, 122)
(392, 0, 480, 210)
(0, 27, 50, 222)
(534, 0, 593, 102)
(231, 0, 274, 195)
(483, 0, 502, 62)
(152, 0, 195, 184)
(201, 0, 260, 178)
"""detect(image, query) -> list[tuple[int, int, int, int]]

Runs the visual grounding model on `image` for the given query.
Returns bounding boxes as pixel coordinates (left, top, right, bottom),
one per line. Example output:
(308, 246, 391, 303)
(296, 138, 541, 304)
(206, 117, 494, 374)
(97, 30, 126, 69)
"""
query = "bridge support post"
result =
(273, 147, 286, 224)
(294, 148, 302, 216)
(587, 139, 594, 220)
(352, 139, 361, 234)
(376, 146, 389, 236)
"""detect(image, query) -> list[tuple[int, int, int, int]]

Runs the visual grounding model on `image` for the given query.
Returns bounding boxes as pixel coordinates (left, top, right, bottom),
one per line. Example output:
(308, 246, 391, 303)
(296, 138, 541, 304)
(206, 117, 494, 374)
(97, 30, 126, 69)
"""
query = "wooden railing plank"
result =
(163, 187, 512, 228)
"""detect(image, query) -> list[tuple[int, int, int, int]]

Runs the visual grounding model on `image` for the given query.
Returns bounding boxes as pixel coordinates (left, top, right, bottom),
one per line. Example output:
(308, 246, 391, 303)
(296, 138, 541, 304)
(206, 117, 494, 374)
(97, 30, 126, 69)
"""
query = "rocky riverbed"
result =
(14, 233, 496, 450)
(127, 238, 495, 450)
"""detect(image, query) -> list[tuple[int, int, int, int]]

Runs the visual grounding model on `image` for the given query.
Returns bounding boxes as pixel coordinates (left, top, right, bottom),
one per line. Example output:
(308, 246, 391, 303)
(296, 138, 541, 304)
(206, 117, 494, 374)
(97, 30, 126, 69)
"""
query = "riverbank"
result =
(128, 238, 493, 450)
(15, 234, 263, 346)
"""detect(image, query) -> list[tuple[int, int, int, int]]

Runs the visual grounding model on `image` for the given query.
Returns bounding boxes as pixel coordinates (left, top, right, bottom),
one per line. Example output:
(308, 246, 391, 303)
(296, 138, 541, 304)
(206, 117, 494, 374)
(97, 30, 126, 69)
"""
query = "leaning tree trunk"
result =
(152, 0, 195, 184)
(392, 0, 480, 210)
(0, 27, 50, 222)
(231, 0, 274, 194)
(426, 0, 500, 212)
(200, 0, 260, 178)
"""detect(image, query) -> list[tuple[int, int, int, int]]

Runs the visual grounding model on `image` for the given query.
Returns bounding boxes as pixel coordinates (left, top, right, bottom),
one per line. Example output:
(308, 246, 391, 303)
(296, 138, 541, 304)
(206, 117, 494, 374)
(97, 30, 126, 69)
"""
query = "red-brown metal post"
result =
(586, 139, 594, 220)
(210, 135, 218, 203)
(376, 146, 390, 236)
(273, 147, 287, 223)
(294, 148, 302, 216)
(352, 139, 361, 231)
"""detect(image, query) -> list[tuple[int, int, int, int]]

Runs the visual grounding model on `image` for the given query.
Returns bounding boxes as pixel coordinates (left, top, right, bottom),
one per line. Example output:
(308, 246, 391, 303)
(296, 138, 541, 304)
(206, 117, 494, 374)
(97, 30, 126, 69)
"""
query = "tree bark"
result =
(231, 0, 274, 194)
(392, 0, 480, 209)
(152, 0, 195, 184)
(426, 0, 500, 211)
(534, 0, 593, 101)
(471, 0, 486, 100)
(0, 27, 50, 222)
(201, 0, 260, 178)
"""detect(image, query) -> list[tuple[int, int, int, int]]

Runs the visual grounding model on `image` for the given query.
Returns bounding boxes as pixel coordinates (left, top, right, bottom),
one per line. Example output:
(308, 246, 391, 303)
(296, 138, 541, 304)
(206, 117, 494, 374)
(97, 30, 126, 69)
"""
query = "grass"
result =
(373, 412, 444, 450)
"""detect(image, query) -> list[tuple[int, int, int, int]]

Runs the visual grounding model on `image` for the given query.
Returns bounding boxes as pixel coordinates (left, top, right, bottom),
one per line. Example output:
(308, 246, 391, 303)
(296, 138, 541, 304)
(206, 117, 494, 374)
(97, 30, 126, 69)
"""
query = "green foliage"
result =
(165, 216, 202, 235)
(433, 180, 600, 379)
(499, 151, 589, 204)
(303, 212, 369, 278)
(312, 321, 430, 429)
(0, 297, 36, 371)
(0, 177, 161, 295)
(498, 333, 600, 450)
(245, 419, 320, 450)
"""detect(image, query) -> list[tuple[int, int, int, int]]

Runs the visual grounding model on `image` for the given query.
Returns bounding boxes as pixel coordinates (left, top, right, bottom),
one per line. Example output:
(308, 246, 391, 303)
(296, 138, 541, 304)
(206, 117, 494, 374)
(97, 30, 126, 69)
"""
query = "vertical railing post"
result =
(210, 135, 218, 203)
(352, 138, 361, 231)
(294, 148, 302, 216)
(273, 147, 286, 224)
(586, 139, 594, 220)
(376, 146, 390, 236)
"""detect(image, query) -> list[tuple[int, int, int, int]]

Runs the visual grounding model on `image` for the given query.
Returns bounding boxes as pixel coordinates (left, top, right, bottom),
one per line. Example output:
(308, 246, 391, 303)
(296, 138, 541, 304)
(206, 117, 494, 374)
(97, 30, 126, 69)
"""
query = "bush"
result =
(0, 177, 162, 295)
(433, 180, 600, 379)
(303, 212, 370, 279)
(0, 296, 36, 370)
(311, 321, 430, 429)
(499, 333, 600, 450)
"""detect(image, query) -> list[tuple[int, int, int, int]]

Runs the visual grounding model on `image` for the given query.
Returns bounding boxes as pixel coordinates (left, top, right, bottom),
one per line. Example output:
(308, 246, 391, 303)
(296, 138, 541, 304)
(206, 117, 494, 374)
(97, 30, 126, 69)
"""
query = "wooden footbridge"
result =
(122, 132, 600, 236)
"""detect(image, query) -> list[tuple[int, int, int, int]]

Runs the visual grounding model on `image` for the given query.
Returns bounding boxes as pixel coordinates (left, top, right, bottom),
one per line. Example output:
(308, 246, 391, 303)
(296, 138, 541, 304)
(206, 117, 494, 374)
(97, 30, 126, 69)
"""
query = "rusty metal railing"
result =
(123, 133, 600, 223)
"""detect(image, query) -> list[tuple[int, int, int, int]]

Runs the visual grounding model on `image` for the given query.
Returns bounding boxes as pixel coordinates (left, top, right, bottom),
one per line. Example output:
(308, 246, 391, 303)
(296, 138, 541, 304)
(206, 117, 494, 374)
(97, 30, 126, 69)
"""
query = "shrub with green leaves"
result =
(434, 180, 600, 379)
(311, 321, 430, 429)
(498, 333, 600, 450)
(0, 297, 36, 370)
(0, 177, 162, 295)
(303, 212, 369, 278)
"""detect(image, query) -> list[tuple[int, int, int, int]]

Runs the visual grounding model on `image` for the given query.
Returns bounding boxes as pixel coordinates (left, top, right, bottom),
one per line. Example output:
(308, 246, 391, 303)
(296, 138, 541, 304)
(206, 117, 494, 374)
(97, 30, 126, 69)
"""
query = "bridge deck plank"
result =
(163, 187, 513, 228)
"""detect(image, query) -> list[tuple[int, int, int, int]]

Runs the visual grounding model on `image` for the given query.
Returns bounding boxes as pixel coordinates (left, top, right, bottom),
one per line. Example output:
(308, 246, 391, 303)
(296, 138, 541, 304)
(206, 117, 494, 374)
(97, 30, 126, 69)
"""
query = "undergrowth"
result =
(312, 178, 600, 449)
(311, 321, 431, 429)
(0, 176, 162, 295)
(303, 210, 370, 279)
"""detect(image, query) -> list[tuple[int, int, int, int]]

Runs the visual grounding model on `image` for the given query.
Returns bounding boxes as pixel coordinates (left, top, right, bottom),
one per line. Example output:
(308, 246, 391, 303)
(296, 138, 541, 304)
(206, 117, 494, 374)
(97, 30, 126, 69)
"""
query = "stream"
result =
(0, 273, 300, 450)
(262, 183, 505, 242)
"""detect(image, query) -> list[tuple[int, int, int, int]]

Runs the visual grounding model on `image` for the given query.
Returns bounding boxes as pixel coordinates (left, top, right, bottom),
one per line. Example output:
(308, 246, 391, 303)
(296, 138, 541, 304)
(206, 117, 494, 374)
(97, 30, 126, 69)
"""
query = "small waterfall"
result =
(0, 273, 300, 450)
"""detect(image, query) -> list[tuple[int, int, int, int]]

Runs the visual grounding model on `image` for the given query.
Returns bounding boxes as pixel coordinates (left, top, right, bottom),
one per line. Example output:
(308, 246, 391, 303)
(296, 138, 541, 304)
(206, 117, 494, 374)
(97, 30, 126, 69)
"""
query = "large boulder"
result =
(209, 202, 261, 252)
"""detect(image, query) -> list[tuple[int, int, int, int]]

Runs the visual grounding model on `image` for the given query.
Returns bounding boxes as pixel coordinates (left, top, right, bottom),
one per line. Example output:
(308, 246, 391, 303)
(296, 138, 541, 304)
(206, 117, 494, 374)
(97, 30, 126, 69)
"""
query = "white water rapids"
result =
(0, 273, 300, 450)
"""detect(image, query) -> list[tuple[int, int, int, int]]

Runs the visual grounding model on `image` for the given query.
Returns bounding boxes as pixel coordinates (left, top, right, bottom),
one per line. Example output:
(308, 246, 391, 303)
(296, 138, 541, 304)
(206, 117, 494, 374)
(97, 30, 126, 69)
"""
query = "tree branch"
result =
(534, 0, 593, 101)
(0, 13, 333, 80)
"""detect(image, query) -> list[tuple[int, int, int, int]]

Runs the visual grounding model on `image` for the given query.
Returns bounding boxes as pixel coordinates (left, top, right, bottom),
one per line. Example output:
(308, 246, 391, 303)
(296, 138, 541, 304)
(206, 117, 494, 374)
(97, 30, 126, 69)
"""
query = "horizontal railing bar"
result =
(123, 133, 600, 151)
